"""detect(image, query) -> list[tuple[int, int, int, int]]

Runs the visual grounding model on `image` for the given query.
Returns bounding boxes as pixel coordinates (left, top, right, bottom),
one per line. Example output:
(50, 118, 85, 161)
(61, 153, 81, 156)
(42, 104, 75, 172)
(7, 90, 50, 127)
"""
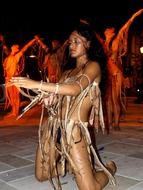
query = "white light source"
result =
(140, 46, 143, 54)
(29, 54, 36, 58)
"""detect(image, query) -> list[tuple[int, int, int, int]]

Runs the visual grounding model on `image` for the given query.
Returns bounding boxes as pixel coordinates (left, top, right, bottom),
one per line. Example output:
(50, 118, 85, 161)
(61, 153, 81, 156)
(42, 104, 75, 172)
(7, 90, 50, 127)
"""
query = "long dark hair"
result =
(65, 21, 108, 94)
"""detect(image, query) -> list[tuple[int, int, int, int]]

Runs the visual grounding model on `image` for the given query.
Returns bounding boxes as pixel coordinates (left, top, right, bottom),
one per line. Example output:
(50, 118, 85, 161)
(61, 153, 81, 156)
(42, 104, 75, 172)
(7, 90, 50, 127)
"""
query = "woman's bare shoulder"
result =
(84, 60, 101, 81)
(86, 60, 100, 72)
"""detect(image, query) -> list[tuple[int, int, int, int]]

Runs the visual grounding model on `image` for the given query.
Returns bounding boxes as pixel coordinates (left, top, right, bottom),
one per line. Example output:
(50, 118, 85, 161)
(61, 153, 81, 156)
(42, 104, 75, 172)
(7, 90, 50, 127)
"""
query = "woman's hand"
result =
(42, 93, 58, 107)
(10, 77, 39, 89)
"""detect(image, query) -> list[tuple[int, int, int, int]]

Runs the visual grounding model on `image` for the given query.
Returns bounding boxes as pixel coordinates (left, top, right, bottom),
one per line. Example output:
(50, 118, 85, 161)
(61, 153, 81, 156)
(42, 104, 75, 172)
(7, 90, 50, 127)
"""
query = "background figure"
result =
(10, 22, 117, 190)
(3, 38, 36, 117)
(0, 34, 9, 84)
(0, 34, 9, 58)
(35, 35, 68, 83)
(134, 62, 143, 103)
(95, 9, 143, 131)
(0, 34, 9, 103)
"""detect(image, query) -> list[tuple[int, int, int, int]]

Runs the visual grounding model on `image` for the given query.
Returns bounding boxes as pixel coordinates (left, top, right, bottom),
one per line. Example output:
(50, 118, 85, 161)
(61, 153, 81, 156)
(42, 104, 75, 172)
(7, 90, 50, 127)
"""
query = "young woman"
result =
(3, 38, 36, 117)
(10, 22, 116, 190)
(95, 9, 143, 131)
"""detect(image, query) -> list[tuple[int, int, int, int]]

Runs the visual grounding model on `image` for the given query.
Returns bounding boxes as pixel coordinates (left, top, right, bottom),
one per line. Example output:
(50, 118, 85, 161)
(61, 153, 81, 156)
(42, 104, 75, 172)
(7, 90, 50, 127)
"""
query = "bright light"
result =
(29, 54, 36, 58)
(140, 47, 143, 54)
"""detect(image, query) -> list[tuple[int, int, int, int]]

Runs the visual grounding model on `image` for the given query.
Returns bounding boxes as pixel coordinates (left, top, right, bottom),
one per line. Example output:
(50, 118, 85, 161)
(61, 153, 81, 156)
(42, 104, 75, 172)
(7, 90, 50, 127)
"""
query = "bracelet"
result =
(55, 83, 59, 94)
(39, 80, 43, 91)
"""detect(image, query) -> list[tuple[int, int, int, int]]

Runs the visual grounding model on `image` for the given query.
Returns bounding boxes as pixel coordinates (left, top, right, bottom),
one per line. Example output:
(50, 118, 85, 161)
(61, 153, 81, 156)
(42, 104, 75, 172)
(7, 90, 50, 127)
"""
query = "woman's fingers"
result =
(9, 77, 27, 88)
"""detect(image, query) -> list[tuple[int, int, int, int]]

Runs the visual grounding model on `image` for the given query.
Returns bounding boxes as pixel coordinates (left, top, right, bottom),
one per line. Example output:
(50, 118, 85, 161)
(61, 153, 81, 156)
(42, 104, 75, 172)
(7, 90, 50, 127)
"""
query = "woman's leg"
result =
(35, 140, 61, 181)
(35, 144, 47, 181)
(70, 126, 116, 190)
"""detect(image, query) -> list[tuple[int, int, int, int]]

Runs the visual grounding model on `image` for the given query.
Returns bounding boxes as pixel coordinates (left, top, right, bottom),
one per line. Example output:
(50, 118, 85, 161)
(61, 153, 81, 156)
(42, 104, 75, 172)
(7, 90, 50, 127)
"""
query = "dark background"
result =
(0, 0, 143, 83)
(0, 0, 143, 44)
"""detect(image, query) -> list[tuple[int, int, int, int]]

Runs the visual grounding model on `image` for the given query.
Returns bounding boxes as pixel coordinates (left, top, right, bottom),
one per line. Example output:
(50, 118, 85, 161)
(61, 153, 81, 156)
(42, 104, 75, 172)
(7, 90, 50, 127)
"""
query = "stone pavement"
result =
(0, 97, 143, 190)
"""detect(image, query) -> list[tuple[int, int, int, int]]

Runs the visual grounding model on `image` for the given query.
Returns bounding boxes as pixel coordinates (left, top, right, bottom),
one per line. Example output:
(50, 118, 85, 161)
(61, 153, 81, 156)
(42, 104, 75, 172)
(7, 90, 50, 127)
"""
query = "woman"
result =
(34, 35, 68, 83)
(3, 38, 36, 117)
(95, 9, 143, 130)
(10, 22, 116, 190)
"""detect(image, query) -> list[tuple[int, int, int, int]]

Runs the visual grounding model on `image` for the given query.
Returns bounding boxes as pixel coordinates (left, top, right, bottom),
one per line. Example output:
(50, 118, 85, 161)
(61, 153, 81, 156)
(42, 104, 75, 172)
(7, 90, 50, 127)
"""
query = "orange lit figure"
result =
(0, 34, 9, 59)
(0, 34, 9, 79)
(95, 9, 143, 130)
(3, 38, 36, 117)
(35, 35, 68, 83)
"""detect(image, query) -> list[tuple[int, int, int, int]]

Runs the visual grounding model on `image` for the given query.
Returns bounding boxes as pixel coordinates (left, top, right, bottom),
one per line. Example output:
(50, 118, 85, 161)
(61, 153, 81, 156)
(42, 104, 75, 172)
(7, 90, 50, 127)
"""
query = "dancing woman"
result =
(10, 22, 116, 190)
(95, 9, 143, 130)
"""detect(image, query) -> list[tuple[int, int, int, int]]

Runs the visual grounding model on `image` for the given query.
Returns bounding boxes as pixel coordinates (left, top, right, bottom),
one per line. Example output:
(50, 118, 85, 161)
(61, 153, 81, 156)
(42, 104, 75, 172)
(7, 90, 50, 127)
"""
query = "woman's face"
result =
(68, 31, 89, 58)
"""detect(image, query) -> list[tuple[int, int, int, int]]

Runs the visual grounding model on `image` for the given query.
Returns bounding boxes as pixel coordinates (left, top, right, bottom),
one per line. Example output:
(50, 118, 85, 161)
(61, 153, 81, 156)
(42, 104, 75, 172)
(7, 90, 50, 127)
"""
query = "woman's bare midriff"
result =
(61, 94, 92, 122)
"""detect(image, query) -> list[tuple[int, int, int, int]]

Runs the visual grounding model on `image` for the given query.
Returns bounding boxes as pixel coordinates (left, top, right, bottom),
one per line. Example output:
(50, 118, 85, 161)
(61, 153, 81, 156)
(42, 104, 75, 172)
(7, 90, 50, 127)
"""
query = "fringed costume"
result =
(3, 55, 24, 116)
(36, 71, 116, 189)
(3, 38, 36, 116)
(95, 9, 143, 130)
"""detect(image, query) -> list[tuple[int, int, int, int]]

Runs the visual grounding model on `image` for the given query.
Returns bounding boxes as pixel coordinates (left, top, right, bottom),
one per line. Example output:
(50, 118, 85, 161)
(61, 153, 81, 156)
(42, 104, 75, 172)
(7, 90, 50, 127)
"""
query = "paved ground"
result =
(0, 97, 143, 190)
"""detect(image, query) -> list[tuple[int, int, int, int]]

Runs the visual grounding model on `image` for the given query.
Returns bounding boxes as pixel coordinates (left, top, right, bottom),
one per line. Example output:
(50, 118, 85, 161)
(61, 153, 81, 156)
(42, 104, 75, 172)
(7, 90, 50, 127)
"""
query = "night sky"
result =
(0, 0, 143, 83)
(0, 0, 143, 45)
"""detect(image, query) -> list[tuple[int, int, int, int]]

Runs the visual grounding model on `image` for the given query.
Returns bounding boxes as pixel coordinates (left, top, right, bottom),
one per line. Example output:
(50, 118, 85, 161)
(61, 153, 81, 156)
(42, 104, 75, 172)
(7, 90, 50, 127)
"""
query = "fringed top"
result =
(38, 72, 116, 189)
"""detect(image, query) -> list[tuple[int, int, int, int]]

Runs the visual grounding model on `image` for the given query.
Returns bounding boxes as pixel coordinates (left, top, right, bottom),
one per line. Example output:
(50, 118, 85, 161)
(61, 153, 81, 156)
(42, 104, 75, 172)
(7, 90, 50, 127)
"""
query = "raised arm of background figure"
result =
(20, 38, 36, 55)
(95, 32, 108, 55)
(95, 32, 104, 46)
(56, 39, 69, 66)
(34, 35, 49, 53)
(112, 9, 143, 56)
